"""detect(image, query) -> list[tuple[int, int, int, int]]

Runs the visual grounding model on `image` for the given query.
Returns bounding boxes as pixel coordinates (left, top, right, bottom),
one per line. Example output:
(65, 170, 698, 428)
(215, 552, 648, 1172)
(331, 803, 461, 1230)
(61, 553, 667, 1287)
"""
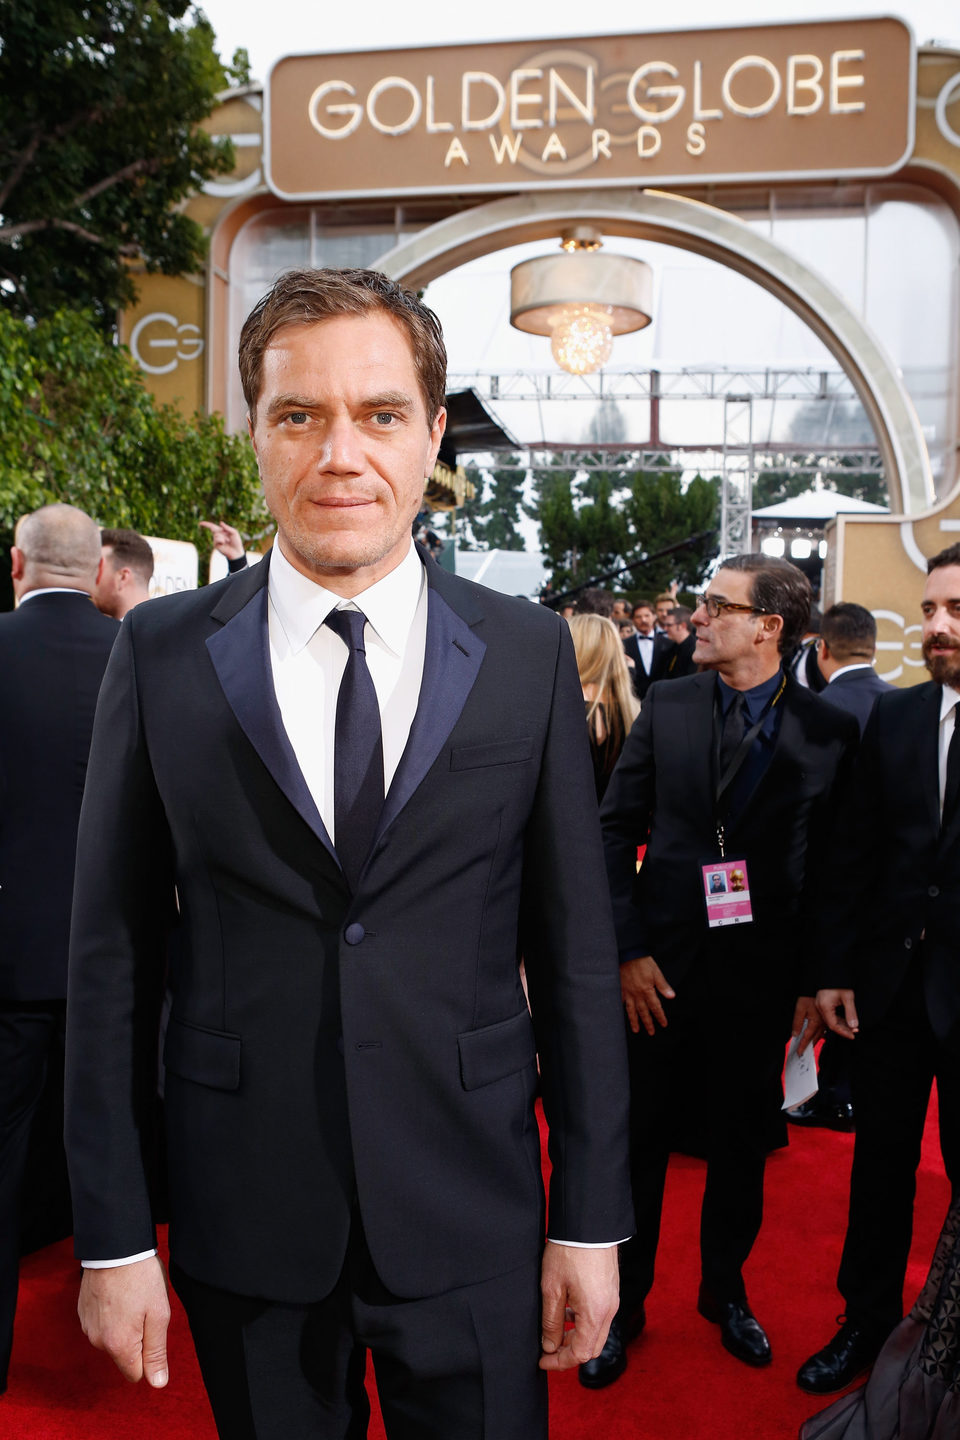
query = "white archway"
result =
(375, 188, 934, 516)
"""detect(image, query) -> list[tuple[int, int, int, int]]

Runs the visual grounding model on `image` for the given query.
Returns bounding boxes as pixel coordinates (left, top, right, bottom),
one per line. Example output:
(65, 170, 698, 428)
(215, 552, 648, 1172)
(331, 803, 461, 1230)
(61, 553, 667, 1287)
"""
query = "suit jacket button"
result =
(344, 923, 365, 945)
(928, 885, 940, 899)
(904, 937, 913, 949)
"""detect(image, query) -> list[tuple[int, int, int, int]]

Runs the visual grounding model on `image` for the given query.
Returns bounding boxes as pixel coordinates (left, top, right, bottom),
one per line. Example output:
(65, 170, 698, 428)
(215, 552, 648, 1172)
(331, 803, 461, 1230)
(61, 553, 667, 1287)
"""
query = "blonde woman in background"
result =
(569, 612, 641, 801)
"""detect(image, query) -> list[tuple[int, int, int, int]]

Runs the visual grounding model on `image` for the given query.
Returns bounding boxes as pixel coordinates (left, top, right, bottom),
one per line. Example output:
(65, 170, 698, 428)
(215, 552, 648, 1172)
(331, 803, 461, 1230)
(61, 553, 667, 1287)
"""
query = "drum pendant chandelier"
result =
(509, 227, 653, 376)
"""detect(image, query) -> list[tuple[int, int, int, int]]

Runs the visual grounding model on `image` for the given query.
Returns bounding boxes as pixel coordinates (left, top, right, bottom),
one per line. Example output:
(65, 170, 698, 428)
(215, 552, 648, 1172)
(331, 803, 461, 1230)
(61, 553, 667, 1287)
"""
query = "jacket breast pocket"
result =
(450, 737, 533, 771)
(458, 1009, 537, 1090)
(163, 1016, 241, 1092)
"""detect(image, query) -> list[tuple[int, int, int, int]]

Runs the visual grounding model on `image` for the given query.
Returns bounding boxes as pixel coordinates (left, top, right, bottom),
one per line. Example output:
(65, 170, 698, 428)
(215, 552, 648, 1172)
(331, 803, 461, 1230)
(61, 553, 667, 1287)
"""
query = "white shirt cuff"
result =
(545, 1237, 630, 1249)
(82, 1249, 158, 1268)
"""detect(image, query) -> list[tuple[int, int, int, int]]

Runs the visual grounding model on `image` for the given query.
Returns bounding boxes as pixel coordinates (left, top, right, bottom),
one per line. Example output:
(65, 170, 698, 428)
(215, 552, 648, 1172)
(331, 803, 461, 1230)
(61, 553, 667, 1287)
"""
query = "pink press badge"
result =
(701, 858, 754, 927)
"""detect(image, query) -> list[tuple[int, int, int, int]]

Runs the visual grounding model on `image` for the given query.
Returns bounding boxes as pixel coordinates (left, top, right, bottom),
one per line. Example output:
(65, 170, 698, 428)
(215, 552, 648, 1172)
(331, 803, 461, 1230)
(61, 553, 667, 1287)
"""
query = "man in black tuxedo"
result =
(814, 602, 892, 734)
(0, 504, 118, 1394)
(65, 269, 632, 1439)
(798, 543, 960, 1395)
(580, 554, 856, 1390)
(624, 600, 672, 699)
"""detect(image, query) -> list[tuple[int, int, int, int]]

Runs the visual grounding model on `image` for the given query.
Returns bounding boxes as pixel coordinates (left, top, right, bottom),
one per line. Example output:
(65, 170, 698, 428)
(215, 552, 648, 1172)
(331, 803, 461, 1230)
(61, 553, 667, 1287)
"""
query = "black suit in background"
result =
(601, 672, 856, 1313)
(65, 550, 633, 1434)
(662, 632, 697, 680)
(623, 630, 673, 699)
(802, 665, 893, 1115)
(818, 665, 893, 736)
(0, 591, 118, 1391)
(817, 682, 960, 1335)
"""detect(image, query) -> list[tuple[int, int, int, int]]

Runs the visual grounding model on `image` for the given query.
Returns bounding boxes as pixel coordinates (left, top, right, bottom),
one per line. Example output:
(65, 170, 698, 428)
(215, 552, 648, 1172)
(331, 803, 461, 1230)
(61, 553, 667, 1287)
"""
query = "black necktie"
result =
(944, 708, 960, 828)
(718, 692, 747, 781)
(325, 608, 384, 890)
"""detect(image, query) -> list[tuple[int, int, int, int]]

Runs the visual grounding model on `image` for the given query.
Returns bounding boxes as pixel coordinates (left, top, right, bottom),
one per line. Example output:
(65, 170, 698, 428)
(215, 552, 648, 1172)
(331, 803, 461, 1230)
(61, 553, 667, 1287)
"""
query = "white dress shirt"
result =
(267, 538, 426, 837)
(827, 663, 875, 683)
(635, 633, 654, 674)
(939, 684, 959, 820)
(16, 586, 91, 604)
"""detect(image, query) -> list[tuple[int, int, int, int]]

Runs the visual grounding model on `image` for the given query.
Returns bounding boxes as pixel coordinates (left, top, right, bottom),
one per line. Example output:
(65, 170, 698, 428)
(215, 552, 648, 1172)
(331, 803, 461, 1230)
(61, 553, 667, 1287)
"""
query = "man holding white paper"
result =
(586, 554, 857, 1391)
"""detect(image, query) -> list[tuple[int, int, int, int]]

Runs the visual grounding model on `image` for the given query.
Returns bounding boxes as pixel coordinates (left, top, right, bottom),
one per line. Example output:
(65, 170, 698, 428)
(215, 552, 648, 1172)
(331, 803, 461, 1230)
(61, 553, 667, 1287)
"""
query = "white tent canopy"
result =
(752, 489, 888, 521)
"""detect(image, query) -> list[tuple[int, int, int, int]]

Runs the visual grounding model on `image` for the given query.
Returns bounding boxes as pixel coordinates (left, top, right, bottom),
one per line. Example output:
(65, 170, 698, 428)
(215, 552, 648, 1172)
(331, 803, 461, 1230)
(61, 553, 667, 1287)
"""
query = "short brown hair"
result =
(821, 602, 876, 663)
(927, 541, 960, 573)
(238, 268, 447, 424)
(101, 528, 155, 584)
(719, 553, 812, 654)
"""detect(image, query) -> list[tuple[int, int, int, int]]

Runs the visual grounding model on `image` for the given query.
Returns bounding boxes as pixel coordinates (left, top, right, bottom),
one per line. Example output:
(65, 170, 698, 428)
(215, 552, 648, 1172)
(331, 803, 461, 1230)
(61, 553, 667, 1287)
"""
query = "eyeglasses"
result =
(700, 595, 770, 619)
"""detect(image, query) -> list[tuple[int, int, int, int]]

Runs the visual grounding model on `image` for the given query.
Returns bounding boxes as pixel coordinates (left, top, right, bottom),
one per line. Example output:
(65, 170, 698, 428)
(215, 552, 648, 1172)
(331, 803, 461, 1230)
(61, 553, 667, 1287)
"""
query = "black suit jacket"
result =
(624, 631, 673, 700)
(818, 666, 892, 736)
(662, 633, 697, 680)
(601, 672, 857, 999)
(0, 592, 118, 1001)
(65, 550, 633, 1303)
(817, 681, 960, 1034)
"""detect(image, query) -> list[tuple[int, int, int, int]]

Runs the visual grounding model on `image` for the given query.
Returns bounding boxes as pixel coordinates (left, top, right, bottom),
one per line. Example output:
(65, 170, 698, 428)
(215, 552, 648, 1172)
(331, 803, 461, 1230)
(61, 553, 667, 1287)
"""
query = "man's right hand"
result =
(621, 955, 676, 1035)
(816, 988, 860, 1040)
(78, 1255, 171, 1387)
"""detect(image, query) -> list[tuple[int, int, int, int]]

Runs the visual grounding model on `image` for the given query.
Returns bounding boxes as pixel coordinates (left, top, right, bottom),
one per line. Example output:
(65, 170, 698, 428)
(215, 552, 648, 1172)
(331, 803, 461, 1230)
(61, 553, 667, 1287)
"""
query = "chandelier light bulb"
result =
(510, 230, 652, 377)
(549, 305, 614, 375)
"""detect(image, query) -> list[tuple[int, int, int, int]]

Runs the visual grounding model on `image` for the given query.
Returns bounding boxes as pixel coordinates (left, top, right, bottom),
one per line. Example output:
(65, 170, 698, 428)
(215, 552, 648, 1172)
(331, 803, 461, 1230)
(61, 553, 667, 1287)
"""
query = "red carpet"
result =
(5, 1094, 950, 1439)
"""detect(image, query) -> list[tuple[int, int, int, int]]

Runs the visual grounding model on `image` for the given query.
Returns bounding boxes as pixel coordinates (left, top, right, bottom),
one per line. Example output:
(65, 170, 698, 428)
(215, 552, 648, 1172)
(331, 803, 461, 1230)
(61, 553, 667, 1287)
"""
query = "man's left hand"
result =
(539, 1243, 619, 1371)
(792, 996, 825, 1056)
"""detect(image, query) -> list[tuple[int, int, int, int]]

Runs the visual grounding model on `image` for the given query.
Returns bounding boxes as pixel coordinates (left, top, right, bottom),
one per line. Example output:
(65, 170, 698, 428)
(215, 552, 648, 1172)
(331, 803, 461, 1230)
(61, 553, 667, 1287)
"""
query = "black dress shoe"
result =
(796, 1319, 884, 1394)
(578, 1307, 646, 1389)
(697, 1290, 772, 1366)
(786, 1099, 855, 1132)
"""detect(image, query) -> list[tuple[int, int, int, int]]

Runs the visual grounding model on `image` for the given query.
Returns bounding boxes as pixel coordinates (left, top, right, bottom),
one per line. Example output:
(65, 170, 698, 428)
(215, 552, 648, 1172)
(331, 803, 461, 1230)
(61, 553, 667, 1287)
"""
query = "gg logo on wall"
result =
(130, 313, 204, 376)
(121, 276, 206, 412)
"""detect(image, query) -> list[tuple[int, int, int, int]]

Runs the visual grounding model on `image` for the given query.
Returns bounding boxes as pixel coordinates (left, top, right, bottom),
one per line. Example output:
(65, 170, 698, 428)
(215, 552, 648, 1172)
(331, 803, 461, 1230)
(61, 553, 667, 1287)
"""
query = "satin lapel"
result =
(375, 579, 486, 843)
(205, 556, 337, 865)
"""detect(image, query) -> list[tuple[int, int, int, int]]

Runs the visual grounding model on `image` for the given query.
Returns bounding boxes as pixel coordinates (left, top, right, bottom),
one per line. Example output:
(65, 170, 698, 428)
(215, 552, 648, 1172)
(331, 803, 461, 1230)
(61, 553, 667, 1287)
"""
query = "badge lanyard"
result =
(713, 674, 785, 858)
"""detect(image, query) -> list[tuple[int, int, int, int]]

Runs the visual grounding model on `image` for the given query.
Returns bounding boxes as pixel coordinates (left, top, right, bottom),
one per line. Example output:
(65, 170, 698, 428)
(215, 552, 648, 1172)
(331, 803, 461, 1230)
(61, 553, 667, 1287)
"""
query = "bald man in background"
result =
(0, 504, 119, 1395)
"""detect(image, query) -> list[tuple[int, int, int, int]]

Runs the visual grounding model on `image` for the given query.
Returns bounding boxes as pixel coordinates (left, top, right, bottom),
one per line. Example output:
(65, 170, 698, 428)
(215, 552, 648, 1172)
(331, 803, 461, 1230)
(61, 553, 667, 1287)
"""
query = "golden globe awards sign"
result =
(265, 18, 914, 200)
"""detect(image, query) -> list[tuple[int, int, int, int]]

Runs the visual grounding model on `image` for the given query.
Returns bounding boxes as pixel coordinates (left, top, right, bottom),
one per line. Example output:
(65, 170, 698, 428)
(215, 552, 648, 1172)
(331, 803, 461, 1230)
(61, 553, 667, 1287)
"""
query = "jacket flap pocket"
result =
(451, 737, 533, 771)
(163, 1017, 241, 1091)
(458, 1009, 537, 1090)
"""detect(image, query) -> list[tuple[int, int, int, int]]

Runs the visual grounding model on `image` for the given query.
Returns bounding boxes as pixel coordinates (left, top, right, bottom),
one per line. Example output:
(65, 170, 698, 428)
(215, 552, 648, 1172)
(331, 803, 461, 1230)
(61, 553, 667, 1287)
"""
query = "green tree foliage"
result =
(525, 457, 581, 587)
(0, 308, 267, 604)
(621, 468, 719, 595)
(471, 453, 526, 550)
(443, 453, 527, 551)
(529, 453, 718, 597)
(0, 0, 239, 324)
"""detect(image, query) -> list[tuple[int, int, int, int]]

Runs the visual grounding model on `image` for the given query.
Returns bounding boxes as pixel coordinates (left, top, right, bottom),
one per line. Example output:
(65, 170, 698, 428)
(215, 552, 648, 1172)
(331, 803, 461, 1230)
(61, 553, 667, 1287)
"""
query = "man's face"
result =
(663, 615, 688, 643)
(656, 599, 672, 627)
(92, 547, 123, 618)
(248, 313, 445, 592)
(691, 569, 766, 670)
(611, 600, 629, 623)
(921, 564, 960, 689)
(633, 606, 655, 635)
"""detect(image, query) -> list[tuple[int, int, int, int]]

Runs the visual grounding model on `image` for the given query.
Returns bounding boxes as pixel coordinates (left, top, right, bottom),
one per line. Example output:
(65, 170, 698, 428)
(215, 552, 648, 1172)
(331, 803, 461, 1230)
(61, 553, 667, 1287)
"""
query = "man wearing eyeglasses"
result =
(580, 554, 857, 1391)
